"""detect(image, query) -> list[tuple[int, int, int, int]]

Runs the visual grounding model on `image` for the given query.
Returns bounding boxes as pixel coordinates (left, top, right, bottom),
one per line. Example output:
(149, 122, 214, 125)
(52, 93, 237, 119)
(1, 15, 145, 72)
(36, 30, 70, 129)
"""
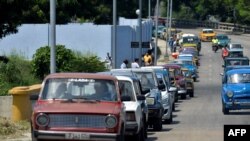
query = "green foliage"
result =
(31, 45, 75, 79)
(0, 53, 40, 96)
(71, 52, 107, 73)
(32, 45, 107, 80)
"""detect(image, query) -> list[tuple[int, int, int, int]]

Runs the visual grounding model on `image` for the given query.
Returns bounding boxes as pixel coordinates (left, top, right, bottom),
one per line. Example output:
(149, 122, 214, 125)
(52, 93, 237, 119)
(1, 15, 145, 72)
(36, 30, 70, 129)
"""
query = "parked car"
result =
(110, 69, 164, 131)
(31, 73, 127, 141)
(152, 25, 165, 37)
(216, 34, 230, 48)
(115, 76, 147, 140)
(180, 33, 201, 53)
(142, 66, 176, 123)
(221, 69, 250, 114)
(168, 68, 179, 102)
(199, 28, 216, 42)
(181, 68, 194, 97)
(171, 59, 198, 82)
(227, 48, 244, 58)
(222, 57, 250, 69)
(163, 64, 188, 99)
(228, 43, 243, 50)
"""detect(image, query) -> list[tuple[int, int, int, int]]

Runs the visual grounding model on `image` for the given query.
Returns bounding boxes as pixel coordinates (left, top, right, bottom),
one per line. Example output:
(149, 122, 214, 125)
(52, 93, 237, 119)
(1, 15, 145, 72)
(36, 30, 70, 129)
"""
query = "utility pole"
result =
(148, 0, 151, 19)
(169, 0, 172, 39)
(139, 0, 142, 66)
(154, 0, 159, 65)
(112, 0, 117, 68)
(50, 0, 56, 73)
(166, 0, 170, 55)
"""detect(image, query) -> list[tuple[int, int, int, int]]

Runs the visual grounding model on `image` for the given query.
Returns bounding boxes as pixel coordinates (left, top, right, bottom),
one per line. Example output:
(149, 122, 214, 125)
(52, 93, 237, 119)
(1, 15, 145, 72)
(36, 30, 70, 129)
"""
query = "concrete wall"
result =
(0, 96, 12, 118)
(0, 19, 153, 68)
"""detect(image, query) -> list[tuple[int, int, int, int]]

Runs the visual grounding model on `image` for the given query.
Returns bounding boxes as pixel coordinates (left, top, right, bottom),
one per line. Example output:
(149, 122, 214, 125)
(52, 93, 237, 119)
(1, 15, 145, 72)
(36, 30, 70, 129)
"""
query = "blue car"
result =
(216, 34, 230, 48)
(171, 59, 198, 82)
(221, 69, 250, 114)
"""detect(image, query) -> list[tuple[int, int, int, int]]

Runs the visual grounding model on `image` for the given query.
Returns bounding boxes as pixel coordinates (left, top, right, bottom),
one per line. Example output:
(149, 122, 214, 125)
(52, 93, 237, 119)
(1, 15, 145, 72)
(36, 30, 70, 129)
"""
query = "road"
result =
(147, 29, 250, 141)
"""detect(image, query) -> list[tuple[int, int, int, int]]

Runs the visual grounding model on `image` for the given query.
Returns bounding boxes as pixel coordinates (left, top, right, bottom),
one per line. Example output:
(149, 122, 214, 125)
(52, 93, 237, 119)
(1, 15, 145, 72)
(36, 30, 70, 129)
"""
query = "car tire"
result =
(172, 103, 175, 111)
(222, 104, 229, 115)
(164, 112, 173, 124)
(143, 116, 148, 139)
(193, 77, 197, 82)
(189, 91, 194, 97)
(181, 94, 186, 99)
(153, 118, 162, 131)
(117, 124, 125, 141)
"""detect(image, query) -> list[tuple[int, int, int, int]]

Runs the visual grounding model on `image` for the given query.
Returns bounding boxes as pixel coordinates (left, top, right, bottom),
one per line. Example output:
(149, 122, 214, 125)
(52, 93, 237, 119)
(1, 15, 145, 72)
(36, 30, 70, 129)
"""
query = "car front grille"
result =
(48, 114, 106, 128)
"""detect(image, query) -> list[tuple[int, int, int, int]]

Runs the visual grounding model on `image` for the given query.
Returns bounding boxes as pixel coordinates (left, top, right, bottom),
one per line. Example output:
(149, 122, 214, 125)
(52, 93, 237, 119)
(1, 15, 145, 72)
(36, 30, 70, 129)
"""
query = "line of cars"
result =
(30, 64, 182, 141)
(220, 43, 250, 115)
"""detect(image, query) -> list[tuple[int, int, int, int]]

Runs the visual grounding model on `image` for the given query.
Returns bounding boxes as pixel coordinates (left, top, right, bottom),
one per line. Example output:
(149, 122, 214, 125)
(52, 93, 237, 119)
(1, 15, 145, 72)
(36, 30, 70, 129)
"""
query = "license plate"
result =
(65, 133, 90, 140)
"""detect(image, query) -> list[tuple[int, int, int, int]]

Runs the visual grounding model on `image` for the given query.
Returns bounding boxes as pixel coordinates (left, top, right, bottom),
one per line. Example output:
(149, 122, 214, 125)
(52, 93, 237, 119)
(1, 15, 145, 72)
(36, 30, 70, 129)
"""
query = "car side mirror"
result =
(121, 95, 131, 101)
(158, 84, 166, 91)
(30, 94, 39, 101)
(137, 95, 146, 101)
(169, 87, 177, 92)
(141, 88, 150, 95)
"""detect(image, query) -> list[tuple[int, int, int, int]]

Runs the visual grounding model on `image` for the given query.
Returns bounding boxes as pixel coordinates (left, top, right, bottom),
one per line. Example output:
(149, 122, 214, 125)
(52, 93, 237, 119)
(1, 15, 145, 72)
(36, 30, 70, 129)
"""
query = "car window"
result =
(134, 72, 156, 89)
(228, 73, 250, 83)
(41, 78, 118, 101)
(119, 80, 135, 101)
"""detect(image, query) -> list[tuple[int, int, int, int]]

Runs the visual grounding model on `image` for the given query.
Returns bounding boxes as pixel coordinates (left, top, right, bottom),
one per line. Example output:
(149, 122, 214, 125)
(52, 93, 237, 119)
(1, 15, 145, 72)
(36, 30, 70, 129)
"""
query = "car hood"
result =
(34, 100, 122, 115)
(123, 101, 139, 111)
(218, 39, 229, 45)
(145, 88, 160, 98)
(226, 84, 250, 97)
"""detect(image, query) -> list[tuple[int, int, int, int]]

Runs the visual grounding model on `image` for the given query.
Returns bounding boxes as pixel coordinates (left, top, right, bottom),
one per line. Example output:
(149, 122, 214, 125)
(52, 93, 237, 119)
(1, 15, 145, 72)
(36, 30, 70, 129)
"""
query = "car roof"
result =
(227, 69, 250, 75)
(224, 57, 249, 60)
(202, 28, 213, 31)
(44, 73, 118, 81)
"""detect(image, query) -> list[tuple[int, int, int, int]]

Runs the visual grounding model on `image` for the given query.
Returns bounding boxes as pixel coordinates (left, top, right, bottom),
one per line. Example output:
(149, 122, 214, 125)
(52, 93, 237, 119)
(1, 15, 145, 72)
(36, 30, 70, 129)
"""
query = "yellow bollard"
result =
(8, 84, 41, 122)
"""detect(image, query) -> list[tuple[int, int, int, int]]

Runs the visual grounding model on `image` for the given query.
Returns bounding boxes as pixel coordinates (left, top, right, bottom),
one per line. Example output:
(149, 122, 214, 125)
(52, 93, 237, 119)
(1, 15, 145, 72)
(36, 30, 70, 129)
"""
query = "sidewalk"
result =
(156, 38, 174, 65)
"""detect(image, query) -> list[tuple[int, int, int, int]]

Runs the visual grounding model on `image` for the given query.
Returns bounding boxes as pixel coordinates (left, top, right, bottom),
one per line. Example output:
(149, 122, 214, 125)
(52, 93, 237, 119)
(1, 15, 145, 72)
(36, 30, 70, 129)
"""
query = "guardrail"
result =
(167, 19, 250, 34)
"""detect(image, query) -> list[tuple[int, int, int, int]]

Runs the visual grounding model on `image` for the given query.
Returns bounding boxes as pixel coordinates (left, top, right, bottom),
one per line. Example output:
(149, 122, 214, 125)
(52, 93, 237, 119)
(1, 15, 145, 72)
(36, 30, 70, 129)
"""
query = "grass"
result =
(0, 117, 30, 139)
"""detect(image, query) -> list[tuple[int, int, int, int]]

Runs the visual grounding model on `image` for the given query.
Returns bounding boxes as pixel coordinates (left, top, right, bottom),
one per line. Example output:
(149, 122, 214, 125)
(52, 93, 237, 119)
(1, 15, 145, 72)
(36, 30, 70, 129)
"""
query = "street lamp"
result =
(136, 4, 142, 66)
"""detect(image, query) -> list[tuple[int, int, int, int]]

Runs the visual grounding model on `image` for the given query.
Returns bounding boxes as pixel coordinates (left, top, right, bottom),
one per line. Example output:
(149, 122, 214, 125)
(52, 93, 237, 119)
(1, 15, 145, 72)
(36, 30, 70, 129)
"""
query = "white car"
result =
(141, 66, 175, 124)
(115, 76, 148, 140)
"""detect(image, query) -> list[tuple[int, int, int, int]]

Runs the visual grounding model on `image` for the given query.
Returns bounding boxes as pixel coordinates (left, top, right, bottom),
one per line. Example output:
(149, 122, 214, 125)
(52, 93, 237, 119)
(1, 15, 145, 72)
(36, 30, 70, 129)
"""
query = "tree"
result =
(0, 0, 31, 38)
(31, 45, 75, 79)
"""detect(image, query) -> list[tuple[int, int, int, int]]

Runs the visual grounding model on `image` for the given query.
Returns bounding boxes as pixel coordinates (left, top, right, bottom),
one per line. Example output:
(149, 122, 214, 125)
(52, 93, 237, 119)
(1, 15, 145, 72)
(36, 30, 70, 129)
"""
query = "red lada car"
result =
(163, 64, 188, 99)
(31, 73, 126, 141)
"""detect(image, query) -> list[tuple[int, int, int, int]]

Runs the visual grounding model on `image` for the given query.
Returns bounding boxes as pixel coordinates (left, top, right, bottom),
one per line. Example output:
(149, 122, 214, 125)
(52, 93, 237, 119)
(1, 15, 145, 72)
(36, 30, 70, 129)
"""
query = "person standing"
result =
(143, 52, 152, 66)
(120, 59, 129, 69)
(131, 58, 140, 68)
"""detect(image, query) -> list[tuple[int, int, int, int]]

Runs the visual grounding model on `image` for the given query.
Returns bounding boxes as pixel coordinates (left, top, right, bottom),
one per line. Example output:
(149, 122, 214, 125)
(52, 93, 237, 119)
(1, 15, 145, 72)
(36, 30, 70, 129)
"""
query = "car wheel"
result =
(181, 94, 186, 99)
(164, 112, 173, 124)
(172, 103, 175, 111)
(117, 124, 125, 141)
(222, 104, 229, 115)
(143, 116, 148, 139)
(175, 92, 179, 102)
(193, 77, 197, 82)
(189, 91, 194, 97)
(153, 118, 162, 131)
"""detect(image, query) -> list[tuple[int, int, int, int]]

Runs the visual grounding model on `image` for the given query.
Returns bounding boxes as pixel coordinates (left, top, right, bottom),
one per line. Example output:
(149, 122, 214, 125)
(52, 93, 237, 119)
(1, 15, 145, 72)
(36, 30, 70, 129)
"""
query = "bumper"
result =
(178, 89, 187, 95)
(125, 122, 139, 135)
(162, 104, 171, 120)
(33, 130, 119, 141)
(224, 101, 250, 110)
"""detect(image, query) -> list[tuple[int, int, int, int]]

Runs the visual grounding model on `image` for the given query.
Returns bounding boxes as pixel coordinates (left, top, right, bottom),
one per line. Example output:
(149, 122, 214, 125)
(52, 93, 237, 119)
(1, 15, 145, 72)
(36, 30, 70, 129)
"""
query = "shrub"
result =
(71, 51, 107, 72)
(0, 53, 40, 96)
(31, 45, 75, 80)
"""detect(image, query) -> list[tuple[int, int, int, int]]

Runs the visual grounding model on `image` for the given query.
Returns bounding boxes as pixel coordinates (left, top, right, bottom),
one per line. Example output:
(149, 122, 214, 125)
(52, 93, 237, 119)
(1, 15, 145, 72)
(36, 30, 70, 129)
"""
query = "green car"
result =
(216, 34, 230, 48)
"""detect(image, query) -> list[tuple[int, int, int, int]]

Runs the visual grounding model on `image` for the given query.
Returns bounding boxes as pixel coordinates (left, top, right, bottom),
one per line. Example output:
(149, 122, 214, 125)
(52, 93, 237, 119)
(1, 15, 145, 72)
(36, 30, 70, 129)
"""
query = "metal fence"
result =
(170, 19, 250, 34)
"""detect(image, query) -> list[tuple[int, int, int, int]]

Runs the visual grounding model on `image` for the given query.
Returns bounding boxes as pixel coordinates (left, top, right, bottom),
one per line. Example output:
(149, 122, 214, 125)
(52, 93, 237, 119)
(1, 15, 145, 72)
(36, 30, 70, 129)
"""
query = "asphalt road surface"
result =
(146, 29, 250, 141)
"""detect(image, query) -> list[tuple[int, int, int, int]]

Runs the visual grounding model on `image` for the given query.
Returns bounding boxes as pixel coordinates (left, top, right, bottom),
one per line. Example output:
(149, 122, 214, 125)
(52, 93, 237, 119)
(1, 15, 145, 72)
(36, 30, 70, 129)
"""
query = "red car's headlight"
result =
(36, 113, 49, 127)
